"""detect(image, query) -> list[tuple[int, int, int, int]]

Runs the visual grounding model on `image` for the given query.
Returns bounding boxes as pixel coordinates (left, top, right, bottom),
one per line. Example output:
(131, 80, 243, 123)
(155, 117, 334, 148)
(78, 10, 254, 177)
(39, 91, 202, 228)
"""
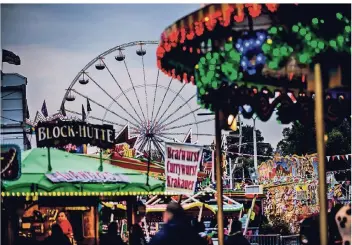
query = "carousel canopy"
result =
(2, 148, 164, 195)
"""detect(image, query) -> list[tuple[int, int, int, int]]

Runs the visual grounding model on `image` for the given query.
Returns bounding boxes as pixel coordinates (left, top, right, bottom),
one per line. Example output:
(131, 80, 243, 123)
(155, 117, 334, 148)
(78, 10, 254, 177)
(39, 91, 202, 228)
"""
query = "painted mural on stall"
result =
(258, 153, 320, 233)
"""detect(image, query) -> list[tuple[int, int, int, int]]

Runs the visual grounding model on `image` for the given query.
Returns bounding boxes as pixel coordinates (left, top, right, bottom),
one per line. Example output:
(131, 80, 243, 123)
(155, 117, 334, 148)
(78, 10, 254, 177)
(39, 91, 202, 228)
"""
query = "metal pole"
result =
(253, 117, 258, 180)
(99, 149, 103, 172)
(229, 158, 233, 190)
(47, 147, 52, 172)
(314, 63, 328, 245)
(230, 115, 242, 189)
(215, 108, 224, 245)
(243, 194, 257, 235)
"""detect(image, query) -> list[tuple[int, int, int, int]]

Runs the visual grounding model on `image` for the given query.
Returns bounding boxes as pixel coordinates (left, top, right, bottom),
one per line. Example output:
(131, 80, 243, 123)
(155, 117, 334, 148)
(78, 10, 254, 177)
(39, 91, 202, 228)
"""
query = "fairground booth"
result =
(1, 119, 167, 245)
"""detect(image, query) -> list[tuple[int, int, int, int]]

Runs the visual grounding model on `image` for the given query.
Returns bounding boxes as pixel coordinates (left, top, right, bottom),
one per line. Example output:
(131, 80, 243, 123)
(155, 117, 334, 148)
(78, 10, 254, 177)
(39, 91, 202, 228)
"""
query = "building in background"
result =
(1, 72, 31, 151)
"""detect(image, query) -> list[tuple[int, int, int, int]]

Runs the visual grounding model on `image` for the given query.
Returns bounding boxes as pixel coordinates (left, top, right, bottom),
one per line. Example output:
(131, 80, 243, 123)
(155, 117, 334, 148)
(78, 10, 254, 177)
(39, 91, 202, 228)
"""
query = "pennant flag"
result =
(82, 104, 86, 121)
(60, 103, 66, 117)
(336, 155, 340, 160)
(327, 156, 331, 162)
(346, 155, 349, 160)
(87, 98, 92, 112)
(2, 49, 21, 65)
(341, 155, 345, 160)
(25, 103, 30, 119)
(331, 155, 336, 161)
(115, 125, 138, 148)
(41, 100, 48, 117)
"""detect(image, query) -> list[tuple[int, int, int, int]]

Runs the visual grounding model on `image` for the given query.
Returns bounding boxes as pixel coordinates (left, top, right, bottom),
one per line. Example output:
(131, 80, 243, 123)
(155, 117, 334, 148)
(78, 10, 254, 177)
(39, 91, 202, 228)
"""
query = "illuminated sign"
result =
(45, 171, 130, 183)
(1, 144, 21, 181)
(35, 121, 115, 149)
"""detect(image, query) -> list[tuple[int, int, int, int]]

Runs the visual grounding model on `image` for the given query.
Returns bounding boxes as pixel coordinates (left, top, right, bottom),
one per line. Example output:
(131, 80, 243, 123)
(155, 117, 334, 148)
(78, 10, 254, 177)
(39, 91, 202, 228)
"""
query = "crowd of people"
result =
(14, 202, 351, 245)
(38, 202, 250, 245)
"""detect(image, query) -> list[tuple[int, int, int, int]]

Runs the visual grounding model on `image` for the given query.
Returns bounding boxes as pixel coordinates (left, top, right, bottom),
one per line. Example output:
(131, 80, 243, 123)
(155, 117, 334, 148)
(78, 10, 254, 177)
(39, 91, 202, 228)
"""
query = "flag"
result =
(2, 49, 21, 65)
(87, 98, 92, 112)
(82, 104, 86, 121)
(41, 100, 48, 117)
(60, 103, 66, 117)
(25, 103, 30, 119)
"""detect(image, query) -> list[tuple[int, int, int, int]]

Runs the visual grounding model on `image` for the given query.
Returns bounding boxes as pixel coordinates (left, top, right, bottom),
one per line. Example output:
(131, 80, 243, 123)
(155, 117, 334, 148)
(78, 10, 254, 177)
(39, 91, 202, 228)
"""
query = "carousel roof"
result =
(2, 148, 164, 195)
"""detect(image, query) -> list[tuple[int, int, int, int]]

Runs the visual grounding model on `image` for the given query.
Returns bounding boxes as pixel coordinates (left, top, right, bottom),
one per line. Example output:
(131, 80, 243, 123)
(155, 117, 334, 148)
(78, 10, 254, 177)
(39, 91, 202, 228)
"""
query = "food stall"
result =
(1, 147, 165, 245)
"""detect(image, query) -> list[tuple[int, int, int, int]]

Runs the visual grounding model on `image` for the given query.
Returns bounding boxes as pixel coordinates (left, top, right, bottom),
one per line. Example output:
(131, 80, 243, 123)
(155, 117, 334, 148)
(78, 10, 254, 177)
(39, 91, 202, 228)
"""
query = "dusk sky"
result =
(2, 4, 289, 149)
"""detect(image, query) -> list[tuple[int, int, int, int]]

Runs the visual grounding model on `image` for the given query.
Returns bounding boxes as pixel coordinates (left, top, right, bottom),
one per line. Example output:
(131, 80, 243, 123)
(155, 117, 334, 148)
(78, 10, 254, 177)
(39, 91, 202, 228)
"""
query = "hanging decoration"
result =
(157, 3, 280, 83)
(326, 154, 352, 162)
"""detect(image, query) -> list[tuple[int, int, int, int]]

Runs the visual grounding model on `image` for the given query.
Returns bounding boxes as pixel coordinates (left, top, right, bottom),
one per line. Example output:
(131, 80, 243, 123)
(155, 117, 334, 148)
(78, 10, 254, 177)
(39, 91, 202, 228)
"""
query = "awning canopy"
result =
(2, 148, 165, 195)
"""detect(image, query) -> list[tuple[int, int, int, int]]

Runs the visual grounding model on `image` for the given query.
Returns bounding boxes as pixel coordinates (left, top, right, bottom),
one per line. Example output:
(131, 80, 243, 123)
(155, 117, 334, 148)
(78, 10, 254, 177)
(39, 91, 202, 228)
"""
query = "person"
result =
(57, 211, 73, 237)
(149, 202, 206, 245)
(42, 224, 71, 245)
(192, 219, 213, 245)
(129, 201, 147, 245)
(224, 220, 250, 245)
(100, 222, 125, 245)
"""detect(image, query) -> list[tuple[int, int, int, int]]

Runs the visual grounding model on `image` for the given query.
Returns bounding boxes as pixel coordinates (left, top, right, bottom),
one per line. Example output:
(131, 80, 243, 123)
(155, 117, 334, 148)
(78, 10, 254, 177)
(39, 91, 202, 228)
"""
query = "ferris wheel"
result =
(60, 41, 214, 159)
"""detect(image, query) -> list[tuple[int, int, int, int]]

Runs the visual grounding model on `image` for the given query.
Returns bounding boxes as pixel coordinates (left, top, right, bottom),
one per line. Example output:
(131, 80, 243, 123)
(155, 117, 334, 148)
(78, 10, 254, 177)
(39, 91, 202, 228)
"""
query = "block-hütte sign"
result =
(165, 142, 203, 195)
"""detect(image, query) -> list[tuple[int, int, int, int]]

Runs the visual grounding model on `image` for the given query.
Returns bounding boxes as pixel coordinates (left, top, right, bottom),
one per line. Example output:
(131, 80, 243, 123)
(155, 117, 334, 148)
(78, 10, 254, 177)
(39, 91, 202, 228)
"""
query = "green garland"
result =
(194, 12, 351, 109)
(195, 40, 243, 96)
(263, 12, 351, 69)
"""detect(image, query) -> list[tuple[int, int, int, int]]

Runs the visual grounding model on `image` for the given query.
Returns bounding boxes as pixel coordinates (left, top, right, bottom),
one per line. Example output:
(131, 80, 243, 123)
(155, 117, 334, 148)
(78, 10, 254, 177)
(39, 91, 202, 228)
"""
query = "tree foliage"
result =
(276, 119, 351, 156)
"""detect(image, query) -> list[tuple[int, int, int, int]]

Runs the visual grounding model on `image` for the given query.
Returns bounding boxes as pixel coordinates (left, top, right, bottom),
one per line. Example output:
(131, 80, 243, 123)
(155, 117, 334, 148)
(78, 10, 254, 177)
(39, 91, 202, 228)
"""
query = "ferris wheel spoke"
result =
(141, 55, 149, 119)
(100, 59, 145, 124)
(123, 60, 147, 122)
(150, 70, 160, 124)
(65, 109, 126, 128)
(151, 77, 173, 127)
(155, 134, 175, 142)
(150, 137, 165, 158)
(154, 83, 186, 129)
(160, 132, 216, 136)
(163, 118, 214, 131)
(157, 94, 196, 127)
(159, 107, 202, 129)
(83, 72, 143, 127)
(71, 89, 141, 129)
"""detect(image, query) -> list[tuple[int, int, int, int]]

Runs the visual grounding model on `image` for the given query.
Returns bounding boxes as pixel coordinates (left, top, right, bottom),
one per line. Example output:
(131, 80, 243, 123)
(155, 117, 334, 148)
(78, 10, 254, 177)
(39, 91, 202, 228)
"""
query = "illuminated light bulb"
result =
(267, 39, 273, 45)
(324, 135, 328, 142)
(336, 13, 343, 20)
(292, 25, 299, 32)
(195, 64, 199, 69)
(205, 16, 209, 22)
(312, 18, 319, 25)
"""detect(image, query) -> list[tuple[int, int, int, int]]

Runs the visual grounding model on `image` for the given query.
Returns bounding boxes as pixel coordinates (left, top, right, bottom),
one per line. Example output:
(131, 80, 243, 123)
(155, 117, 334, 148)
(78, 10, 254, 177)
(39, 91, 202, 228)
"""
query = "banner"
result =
(35, 121, 115, 149)
(165, 142, 203, 195)
(45, 171, 129, 183)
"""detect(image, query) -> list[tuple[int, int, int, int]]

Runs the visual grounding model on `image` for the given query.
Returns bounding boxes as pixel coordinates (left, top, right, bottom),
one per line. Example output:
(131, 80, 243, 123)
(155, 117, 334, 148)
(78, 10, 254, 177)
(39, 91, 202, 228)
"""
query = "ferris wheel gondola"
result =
(61, 41, 215, 160)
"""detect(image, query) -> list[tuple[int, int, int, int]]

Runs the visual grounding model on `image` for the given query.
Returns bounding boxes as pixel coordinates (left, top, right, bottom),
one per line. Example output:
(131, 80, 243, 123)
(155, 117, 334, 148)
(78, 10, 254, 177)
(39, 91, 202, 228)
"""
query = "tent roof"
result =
(2, 148, 164, 194)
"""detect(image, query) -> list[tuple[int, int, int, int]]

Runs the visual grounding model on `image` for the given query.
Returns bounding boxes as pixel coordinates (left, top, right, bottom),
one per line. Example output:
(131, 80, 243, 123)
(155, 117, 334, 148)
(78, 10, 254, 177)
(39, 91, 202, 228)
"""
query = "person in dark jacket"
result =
(149, 202, 206, 245)
(100, 222, 125, 245)
(224, 220, 250, 245)
(42, 224, 71, 245)
(129, 201, 147, 245)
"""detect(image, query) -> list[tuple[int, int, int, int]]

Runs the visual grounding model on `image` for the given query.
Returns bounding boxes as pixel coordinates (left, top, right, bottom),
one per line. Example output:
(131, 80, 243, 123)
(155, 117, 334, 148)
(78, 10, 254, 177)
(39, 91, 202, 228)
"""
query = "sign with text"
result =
(45, 171, 130, 183)
(165, 142, 203, 195)
(35, 121, 115, 149)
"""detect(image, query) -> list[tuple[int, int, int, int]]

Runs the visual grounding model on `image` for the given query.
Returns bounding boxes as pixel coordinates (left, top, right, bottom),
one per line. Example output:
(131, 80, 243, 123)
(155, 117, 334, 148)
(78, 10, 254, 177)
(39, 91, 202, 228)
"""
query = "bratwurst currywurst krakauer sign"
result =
(165, 142, 203, 195)
(35, 121, 115, 149)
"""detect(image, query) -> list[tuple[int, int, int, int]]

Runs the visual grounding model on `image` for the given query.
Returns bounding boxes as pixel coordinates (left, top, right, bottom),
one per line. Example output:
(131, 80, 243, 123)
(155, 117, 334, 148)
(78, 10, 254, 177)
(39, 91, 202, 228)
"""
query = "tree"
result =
(276, 119, 351, 156)
(227, 124, 274, 180)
